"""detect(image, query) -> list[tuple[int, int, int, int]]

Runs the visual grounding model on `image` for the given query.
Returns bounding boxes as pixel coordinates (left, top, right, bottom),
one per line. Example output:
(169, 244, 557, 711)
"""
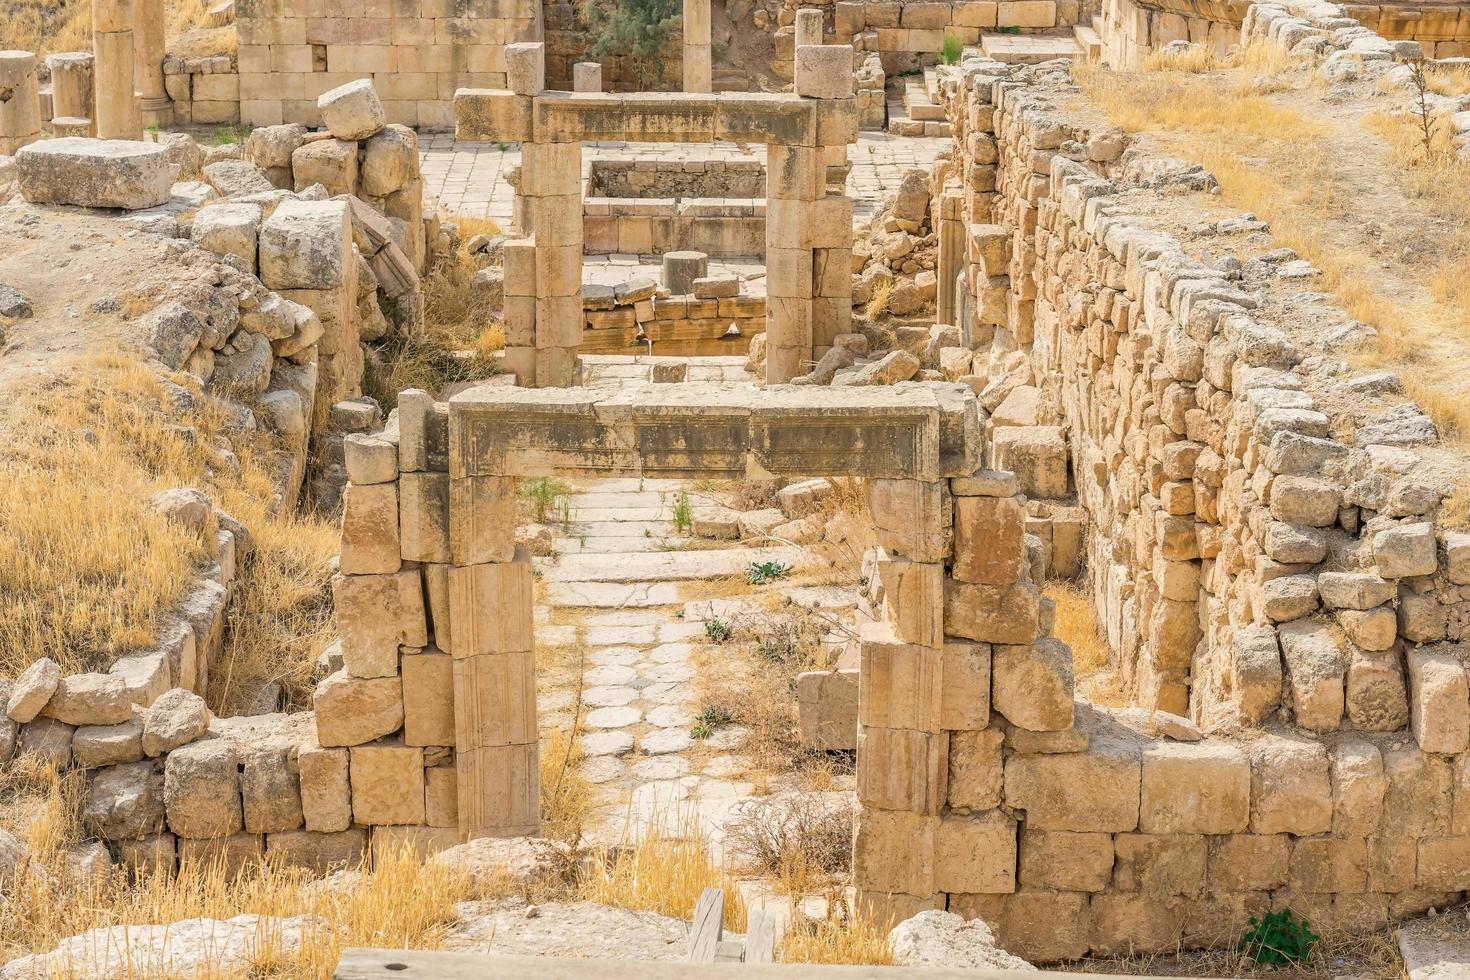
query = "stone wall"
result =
(1095, 0, 1244, 66)
(864, 13, 1470, 955)
(163, 54, 242, 126)
(233, 0, 542, 129)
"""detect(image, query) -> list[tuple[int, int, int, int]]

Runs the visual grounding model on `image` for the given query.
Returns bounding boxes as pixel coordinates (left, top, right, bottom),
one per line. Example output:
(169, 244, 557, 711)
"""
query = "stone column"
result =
(936, 191, 965, 329)
(93, 0, 141, 139)
(572, 62, 602, 92)
(853, 479, 950, 925)
(442, 395, 540, 840)
(683, 0, 712, 94)
(0, 52, 42, 156)
(133, 0, 173, 128)
(795, 7, 824, 47)
(767, 44, 856, 382)
(507, 42, 582, 388)
(47, 52, 95, 124)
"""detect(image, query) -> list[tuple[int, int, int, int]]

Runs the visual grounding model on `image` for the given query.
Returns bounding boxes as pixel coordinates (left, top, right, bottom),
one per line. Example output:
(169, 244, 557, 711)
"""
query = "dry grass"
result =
(780, 899, 893, 966)
(1074, 55, 1470, 443)
(1073, 924, 1404, 978)
(364, 216, 506, 405)
(1425, 64, 1470, 97)
(539, 724, 595, 846)
(1144, 45, 1219, 74)
(0, 0, 222, 60)
(863, 279, 893, 321)
(723, 792, 852, 895)
(577, 822, 747, 933)
(1047, 581, 1127, 708)
(0, 354, 338, 713)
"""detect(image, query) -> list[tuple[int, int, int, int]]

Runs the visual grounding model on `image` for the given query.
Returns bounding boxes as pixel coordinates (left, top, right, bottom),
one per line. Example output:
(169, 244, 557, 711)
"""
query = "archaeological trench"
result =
(3, 0, 1470, 972)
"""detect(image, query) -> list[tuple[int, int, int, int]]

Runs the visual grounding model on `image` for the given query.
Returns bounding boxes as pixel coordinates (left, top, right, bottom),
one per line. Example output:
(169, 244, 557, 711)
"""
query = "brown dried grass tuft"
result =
(577, 821, 747, 932)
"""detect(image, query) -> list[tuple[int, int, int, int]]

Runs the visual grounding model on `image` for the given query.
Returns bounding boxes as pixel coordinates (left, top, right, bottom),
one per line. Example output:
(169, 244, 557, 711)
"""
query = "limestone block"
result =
(7, 657, 61, 723)
(83, 759, 165, 840)
(340, 482, 401, 575)
(984, 890, 1091, 963)
(952, 494, 1024, 585)
(1399, 589, 1448, 643)
(202, 160, 275, 197)
(15, 138, 176, 210)
(1148, 598, 1201, 670)
(1278, 618, 1345, 732)
(858, 621, 941, 733)
(449, 475, 516, 566)
(1140, 742, 1249, 834)
(795, 44, 855, 99)
(259, 198, 351, 291)
(1003, 737, 1141, 832)
(1208, 834, 1291, 892)
(1345, 645, 1409, 732)
(402, 649, 455, 747)
(17, 717, 73, 767)
(857, 725, 945, 813)
(453, 89, 532, 143)
(177, 833, 262, 874)
(361, 124, 419, 197)
(400, 472, 452, 564)
(797, 668, 858, 750)
(351, 741, 425, 825)
(874, 552, 944, 648)
(1409, 647, 1470, 755)
(312, 670, 404, 747)
(447, 552, 534, 658)
(192, 203, 262, 272)
(265, 828, 367, 872)
(1248, 734, 1332, 836)
(1090, 893, 1183, 955)
(866, 479, 948, 563)
(291, 138, 359, 196)
(454, 651, 537, 749)
(1373, 522, 1437, 578)
(318, 78, 386, 140)
(940, 642, 990, 731)
(934, 810, 1016, 894)
(947, 728, 1003, 810)
(294, 741, 351, 835)
(991, 638, 1073, 732)
(426, 766, 458, 828)
(1231, 626, 1282, 724)
(1384, 746, 1453, 838)
(1288, 835, 1367, 893)
(945, 579, 1040, 646)
(1268, 476, 1341, 527)
(456, 741, 539, 838)
(345, 435, 398, 485)
(853, 807, 935, 896)
(1112, 833, 1207, 896)
(1263, 521, 1326, 564)
(73, 718, 144, 768)
(115, 832, 176, 876)
(164, 738, 244, 839)
(505, 42, 545, 96)
(1330, 738, 1385, 837)
(990, 426, 1067, 498)
(572, 62, 602, 92)
(1018, 829, 1112, 892)
(41, 672, 132, 726)
(333, 573, 408, 678)
(1416, 836, 1470, 891)
(239, 743, 303, 834)
(246, 123, 308, 172)
(1260, 574, 1318, 622)
(1337, 606, 1396, 651)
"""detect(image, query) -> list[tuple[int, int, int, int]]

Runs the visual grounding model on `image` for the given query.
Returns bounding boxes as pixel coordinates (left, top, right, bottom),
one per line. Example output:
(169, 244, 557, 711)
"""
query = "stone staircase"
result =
(886, 66, 951, 137)
(979, 32, 1086, 63)
(1075, 16, 1104, 59)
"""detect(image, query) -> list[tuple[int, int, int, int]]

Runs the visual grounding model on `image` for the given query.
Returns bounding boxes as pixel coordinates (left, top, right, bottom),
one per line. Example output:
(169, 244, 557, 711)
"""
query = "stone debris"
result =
(889, 910, 1036, 971)
(16, 138, 178, 210)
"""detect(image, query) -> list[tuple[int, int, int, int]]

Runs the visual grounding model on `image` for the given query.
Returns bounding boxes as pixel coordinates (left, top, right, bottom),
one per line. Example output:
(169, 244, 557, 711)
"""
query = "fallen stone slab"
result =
(1399, 919, 1470, 980)
(15, 138, 177, 210)
(0, 282, 32, 319)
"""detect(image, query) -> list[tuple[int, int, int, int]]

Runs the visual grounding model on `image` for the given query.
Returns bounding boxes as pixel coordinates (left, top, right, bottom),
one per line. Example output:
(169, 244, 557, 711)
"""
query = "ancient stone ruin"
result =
(3, 0, 1470, 974)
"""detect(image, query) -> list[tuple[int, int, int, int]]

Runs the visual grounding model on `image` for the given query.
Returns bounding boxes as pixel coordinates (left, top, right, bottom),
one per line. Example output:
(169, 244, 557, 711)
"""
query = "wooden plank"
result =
(687, 886, 726, 962)
(333, 948, 1198, 979)
(745, 909, 777, 964)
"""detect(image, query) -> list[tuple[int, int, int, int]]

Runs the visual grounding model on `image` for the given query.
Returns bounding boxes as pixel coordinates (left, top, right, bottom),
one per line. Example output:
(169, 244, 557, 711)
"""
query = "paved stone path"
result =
(419, 131, 949, 229)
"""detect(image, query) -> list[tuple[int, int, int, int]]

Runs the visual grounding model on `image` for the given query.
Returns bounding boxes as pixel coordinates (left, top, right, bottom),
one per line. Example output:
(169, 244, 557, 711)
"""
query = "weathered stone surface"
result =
(291, 138, 358, 196)
(360, 124, 418, 197)
(259, 199, 350, 291)
(888, 910, 1036, 971)
(141, 688, 211, 757)
(1330, 738, 1385, 837)
(201, 160, 274, 198)
(164, 737, 243, 839)
(73, 717, 144, 768)
(947, 728, 1004, 811)
(992, 638, 1073, 732)
(298, 741, 352, 834)
(934, 810, 1017, 894)
(1248, 734, 1331, 836)
(1140, 742, 1249, 834)
(1004, 735, 1141, 832)
(1278, 618, 1345, 731)
(16, 138, 177, 209)
(953, 495, 1024, 585)
(318, 78, 386, 141)
(1018, 829, 1113, 892)
(7, 657, 61, 723)
(432, 836, 573, 892)
(41, 672, 133, 726)
(239, 742, 304, 835)
(1373, 522, 1437, 579)
(350, 741, 424, 825)
(83, 760, 165, 840)
(945, 580, 1040, 645)
(313, 670, 403, 748)
(1409, 647, 1470, 755)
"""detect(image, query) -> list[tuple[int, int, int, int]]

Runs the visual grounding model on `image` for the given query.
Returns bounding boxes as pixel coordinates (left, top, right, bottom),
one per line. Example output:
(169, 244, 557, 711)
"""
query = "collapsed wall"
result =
(846, 4, 1470, 959)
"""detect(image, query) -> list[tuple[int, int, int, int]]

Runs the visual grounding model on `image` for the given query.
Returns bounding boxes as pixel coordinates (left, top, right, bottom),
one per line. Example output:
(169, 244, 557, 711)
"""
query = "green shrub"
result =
(940, 31, 963, 65)
(1238, 910, 1318, 965)
(748, 560, 790, 585)
(581, 0, 681, 90)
